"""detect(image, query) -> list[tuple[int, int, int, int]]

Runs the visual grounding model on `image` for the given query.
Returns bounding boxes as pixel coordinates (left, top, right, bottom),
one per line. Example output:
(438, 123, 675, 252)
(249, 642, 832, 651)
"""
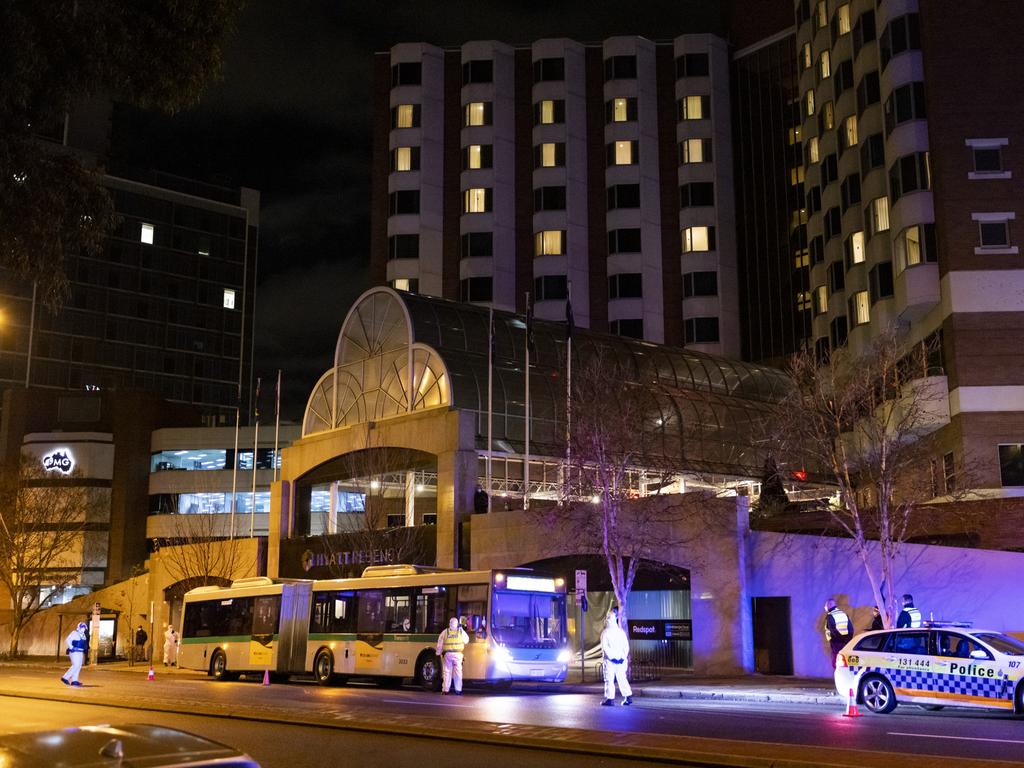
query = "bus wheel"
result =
(416, 652, 441, 691)
(210, 650, 230, 682)
(313, 649, 335, 686)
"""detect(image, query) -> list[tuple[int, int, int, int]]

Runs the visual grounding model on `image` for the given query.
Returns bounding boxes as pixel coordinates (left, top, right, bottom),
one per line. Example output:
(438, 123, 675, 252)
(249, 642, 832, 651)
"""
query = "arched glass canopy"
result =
(303, 287, 790, 477)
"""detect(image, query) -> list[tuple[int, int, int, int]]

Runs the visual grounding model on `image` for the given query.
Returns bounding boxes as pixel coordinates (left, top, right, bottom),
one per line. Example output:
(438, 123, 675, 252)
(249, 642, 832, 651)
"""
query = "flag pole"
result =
(273, 369, 282, 483)
(524, 292, 531, 511)
(250, 377, 261, 538)
(230, 383, 240, 540)
(487, 307, 494, 514)
(565, 281, 573, 498)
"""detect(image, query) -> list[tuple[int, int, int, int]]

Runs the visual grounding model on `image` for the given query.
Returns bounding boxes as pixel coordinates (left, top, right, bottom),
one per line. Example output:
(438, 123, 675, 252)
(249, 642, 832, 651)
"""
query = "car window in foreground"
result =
(854, 633, 888, 651)
(974, 632, 1024, 656)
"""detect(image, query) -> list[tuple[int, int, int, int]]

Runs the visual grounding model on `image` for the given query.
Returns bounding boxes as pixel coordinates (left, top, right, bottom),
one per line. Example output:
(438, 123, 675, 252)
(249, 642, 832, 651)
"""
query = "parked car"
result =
(835, 625, 1024, 715)
(0, 724, 260, 767)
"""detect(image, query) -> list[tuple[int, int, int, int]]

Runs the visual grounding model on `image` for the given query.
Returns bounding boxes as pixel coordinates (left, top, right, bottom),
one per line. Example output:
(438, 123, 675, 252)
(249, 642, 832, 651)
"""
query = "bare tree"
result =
(771, 326, 971, 627)
(113, 565, 147, 665)
(0, 456, 102, 655)
(155, 511, 255, 590)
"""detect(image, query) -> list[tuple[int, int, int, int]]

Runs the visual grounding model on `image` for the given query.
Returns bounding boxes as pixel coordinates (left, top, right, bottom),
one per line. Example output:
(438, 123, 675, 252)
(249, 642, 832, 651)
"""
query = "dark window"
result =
(604, 97, 638, 123)
(796, 0, 811, 26)
(459, 276, 493, 302)
(607, 184, 641, 209)
(389, 190, 420, 215)
(854, 633, 889, 651)
(534, 186, 567, 211)
(821, 153, 839, 186)
(675, 52, 709, 78)
(533, 99, 566, 125)
(973, 147, 1003, 173)
(869, 261, 894, 303)
(533, 142, 566, 168)
(889, 152, 930, 202)
(608, 273, 643, 299)
(856, 71, 880, 116)
(683, 271, 718, 297)
(390, 146, 420, 172)
(680, 182, 715, 207)
(533, 57, 565, 82)
(388, 234, 419, 260)
(807, 186, 821, 214)
(814, 336, 830, 361)
(604, 55, 637, 80)
(860, 133, 885, 171)
(390, 104, 421, 128)
(685, 317, 719, 344)
(852, 10, 876, 58)
(830, 315, 848, 348)
(463, 144, 493, 170)
(183, 596, 257, 639)
(884, 631, 930, 655)
(534, 274, 568, 301)
(828, 261, 846, 294)
(825, 206, 842, 241)
(999, 444, 1024, 486)
(461, 232, 493, 258)
(462, 59, 493, 84)
(833, 59, 855, 99)
(840, 173, 861, 212)
(884, 82, 926, 135)
(610, 319, 644, 338)
(608, 228, 642, 254)
(880, 13, 920, 70)
(391, 62, 422, 87)
(810, 234, 825, 265)
(979, 221, 1010, 248)
(310, 591, 357, 634)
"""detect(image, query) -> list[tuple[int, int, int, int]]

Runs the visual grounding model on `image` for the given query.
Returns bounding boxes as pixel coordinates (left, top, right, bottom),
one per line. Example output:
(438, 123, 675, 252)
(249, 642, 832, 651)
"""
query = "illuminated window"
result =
(805, 89, 815, 117)
(535, 99, 565, 125)
(814, 285, 828, 315)
(801, 42, 813, 70)
(465, 101, 492, 127)
(797, 290, 813, 311)
(849, 290, 870, 325)
(608, 140, 638, 166)
(794, 248, 810, 268)
(815, 0, 827, 28)
(845, 231, 865, 267)
(223, 289, 235, 309)
(843, 115, 858, 150)
(607, 97, 637, 123)
(820, 100, 835, 131)
(463, 188, 491, 214)
(680, 138, 712, 164)
(140, 223, 154, 244)
(534, 230, 566, 257)
(790, 165, 806, 185)
(868, 196, 890, 236)
(894, 223, 936, 273)
(787, 126, 802, 145)
(678, 95, 709, 120)
(463, 144, 492, 170)
(391, 278, 419, 293)
(391, 146, 419, 172)
(534, 142, 565, 168)
(392, 104, 419, 129)
(807, 135, 820, 164)
(835, 4, 851, 36)
(819, 50, 831, 79)
(682, 226, 715, 253)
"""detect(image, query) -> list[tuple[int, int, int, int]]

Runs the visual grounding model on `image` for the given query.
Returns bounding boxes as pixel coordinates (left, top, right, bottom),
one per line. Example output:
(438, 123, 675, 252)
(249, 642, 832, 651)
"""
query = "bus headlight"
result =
(492, 646, 514, 664)
(557, 649, 572, 664)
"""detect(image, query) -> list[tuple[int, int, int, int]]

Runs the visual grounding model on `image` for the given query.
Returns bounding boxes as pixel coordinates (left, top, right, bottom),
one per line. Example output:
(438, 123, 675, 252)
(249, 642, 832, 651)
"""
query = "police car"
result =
(834, 625, 1024, 715)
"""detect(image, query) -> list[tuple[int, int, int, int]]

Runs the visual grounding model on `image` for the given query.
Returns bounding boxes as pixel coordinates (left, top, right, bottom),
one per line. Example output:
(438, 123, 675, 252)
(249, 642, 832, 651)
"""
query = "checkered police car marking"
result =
(849, 664, 1014, 706)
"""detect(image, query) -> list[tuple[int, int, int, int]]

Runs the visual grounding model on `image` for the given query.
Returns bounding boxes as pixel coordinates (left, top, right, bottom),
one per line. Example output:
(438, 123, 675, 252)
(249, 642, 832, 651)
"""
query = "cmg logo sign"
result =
(42, 449, 75, 474)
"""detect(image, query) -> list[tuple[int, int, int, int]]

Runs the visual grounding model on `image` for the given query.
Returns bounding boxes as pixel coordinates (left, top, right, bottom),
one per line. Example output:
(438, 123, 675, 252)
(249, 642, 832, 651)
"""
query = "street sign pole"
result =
(575, 570, 587, 682)
(90, 601, 101, 667)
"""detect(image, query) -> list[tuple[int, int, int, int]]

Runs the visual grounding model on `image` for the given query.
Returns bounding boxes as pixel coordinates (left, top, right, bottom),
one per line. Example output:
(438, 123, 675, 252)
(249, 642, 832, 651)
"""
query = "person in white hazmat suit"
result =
(436, 616, 469, 694)
(600, 610, 633, 706)
(163, 625, 179, 667)
(61, 621, 89, 687)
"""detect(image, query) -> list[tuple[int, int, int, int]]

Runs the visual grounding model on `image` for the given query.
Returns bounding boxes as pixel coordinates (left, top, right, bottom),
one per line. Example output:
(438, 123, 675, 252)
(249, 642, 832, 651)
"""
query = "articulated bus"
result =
(178, 565, 570, 689)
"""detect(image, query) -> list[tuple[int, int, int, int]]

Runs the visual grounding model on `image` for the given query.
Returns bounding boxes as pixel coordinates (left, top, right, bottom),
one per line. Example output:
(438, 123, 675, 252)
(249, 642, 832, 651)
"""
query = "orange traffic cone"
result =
(147, 665, 155, 682)
(262, 669, 270, 687)
(843, 686, 863, 717)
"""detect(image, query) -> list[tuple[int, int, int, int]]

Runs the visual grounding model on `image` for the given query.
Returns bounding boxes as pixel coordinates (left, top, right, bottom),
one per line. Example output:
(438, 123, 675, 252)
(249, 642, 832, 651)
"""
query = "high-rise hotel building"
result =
(371, 35, 742, 356)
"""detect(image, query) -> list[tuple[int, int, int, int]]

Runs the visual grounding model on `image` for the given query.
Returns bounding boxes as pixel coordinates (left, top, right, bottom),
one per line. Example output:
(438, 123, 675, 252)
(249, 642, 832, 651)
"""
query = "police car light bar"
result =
(922, 620, 973, 628)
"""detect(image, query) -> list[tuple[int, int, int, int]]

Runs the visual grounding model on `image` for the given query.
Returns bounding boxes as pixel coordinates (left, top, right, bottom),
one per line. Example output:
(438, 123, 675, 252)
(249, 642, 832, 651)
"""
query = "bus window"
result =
(457, 584, 488, 640)
(491, 590, 566, 648)
(415, 588, 447, 635)
(357, 590, 385, 634)
(385, 590, 414, 633)
(311, 591, 356, 634)
(226, 598, 254, 637)
(253, 595, 280, 638)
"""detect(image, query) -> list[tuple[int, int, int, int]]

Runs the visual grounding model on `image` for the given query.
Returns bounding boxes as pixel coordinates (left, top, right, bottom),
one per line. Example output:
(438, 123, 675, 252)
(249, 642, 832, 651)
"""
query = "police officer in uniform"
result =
(897, 593, 922, 628)
(62, 621, 89, 687)
(436, 617, 469, 695)
(823, 598, 852, 669)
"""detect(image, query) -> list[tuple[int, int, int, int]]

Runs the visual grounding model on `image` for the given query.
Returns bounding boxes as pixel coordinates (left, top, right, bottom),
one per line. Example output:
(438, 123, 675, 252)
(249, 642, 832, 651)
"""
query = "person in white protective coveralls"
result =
(163, 625, 179, 666)
(600, 609, 633, 706)
(436, 616, 469, 694)
(62, 621, 89, 687)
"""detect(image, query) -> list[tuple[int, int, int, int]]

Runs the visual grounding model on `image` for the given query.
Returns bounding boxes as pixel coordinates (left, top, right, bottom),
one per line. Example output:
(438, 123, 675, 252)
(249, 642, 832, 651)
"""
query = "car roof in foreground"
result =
(0, 724, 259, 768)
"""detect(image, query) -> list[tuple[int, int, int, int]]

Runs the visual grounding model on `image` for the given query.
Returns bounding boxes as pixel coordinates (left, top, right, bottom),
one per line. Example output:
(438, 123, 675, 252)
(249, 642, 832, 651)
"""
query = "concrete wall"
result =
(747, 531, 1024, 678)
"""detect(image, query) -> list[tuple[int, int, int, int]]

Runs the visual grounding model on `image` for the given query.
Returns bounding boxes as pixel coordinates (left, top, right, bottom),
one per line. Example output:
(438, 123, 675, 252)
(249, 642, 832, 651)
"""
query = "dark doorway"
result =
(752, 596, 793, 675)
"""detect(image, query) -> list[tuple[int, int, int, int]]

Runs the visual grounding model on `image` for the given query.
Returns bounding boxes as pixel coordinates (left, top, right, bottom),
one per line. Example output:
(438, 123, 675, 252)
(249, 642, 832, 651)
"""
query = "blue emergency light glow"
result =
(505, 576, 557, 592)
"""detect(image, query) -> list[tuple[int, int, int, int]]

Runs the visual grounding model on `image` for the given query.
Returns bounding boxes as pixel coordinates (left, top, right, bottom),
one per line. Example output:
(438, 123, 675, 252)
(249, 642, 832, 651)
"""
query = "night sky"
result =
(111, 0, 726, 420)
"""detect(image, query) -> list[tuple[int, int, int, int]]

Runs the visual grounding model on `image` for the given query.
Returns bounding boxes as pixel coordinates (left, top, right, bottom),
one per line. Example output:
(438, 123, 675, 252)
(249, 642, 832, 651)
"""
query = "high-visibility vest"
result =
(829, 608, 851, 636)
(442, 628, 466, 654)
(903, 607, 922, 628)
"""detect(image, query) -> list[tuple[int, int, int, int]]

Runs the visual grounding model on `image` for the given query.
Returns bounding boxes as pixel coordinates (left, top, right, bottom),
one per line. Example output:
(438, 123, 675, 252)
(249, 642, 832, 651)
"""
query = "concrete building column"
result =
(435, 448, 477, 568)
(268, 480, 291, 579)
(405, 471, 416, 527)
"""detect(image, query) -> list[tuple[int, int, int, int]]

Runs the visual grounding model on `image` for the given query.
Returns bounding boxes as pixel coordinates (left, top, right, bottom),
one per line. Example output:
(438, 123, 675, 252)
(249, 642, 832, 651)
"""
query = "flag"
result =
(526, 297, 537, 356)
(565, 295, 574, 341)
(254, 377, 262, 421)
(489, 308, 496, 361)
(275, 370, 282, 420)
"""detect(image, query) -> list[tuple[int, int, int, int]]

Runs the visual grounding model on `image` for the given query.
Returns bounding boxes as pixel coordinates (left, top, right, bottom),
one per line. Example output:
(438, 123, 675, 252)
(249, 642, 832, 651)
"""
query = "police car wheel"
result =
(314, 650, 335, 686)
(860, 675, 897, 714)
(1015, 681, 1024, 716)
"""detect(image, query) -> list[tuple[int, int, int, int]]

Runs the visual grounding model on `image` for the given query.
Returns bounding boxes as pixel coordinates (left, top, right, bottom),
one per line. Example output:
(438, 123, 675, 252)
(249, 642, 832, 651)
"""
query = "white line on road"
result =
(888, 732, 1024, 745)
(379, 697, 475, 708)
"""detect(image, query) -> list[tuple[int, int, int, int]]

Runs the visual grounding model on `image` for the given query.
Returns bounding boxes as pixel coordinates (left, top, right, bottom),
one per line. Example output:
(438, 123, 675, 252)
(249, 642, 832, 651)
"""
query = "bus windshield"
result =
(491, 590, 566, 648)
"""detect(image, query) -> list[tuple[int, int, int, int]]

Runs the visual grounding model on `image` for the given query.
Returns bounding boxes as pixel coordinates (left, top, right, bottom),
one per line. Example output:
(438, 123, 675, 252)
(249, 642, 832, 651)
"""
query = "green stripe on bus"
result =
(307, 633, 437, 643)
(181, 635, 279, 644)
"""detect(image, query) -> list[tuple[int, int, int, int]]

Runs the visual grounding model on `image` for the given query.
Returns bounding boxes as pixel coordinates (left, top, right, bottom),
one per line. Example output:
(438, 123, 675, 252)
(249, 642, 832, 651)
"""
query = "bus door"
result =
(383, 589, 415, 675)
(250, 595, 280, 670)
(356, 590, 385, 674)
(277, 582, 312, 674)
(456, 583, 489, 677)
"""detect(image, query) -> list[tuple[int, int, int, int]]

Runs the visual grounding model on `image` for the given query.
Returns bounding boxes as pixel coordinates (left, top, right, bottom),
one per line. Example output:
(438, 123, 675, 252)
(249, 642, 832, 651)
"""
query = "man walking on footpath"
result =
(600, 608, 633, 706)
(824, 598, 853, 668)
(62, 621, 89, 687)
(134, 625, 148, 664)
(436, 616, 469, 695)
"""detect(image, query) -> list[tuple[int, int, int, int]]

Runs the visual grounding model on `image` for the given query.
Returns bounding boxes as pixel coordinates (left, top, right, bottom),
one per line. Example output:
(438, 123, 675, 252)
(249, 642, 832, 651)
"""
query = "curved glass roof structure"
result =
(303, 287, 790, 477)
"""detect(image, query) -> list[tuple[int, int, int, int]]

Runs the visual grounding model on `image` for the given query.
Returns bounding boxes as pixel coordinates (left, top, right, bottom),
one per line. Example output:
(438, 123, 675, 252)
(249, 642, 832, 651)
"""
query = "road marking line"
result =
(888, 732, 1024, 745)
(379, 697, 474, 708)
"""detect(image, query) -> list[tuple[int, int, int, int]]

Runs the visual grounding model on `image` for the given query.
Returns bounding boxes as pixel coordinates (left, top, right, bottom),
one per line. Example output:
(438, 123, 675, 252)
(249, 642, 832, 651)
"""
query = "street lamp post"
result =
(24, 281, 37, 388)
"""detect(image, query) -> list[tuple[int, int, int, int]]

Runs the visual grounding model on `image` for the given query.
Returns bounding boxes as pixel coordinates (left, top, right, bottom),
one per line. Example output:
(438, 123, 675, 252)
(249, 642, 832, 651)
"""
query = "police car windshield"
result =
(973, 632, 1024, 656)
(490, 590, 566, 648)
